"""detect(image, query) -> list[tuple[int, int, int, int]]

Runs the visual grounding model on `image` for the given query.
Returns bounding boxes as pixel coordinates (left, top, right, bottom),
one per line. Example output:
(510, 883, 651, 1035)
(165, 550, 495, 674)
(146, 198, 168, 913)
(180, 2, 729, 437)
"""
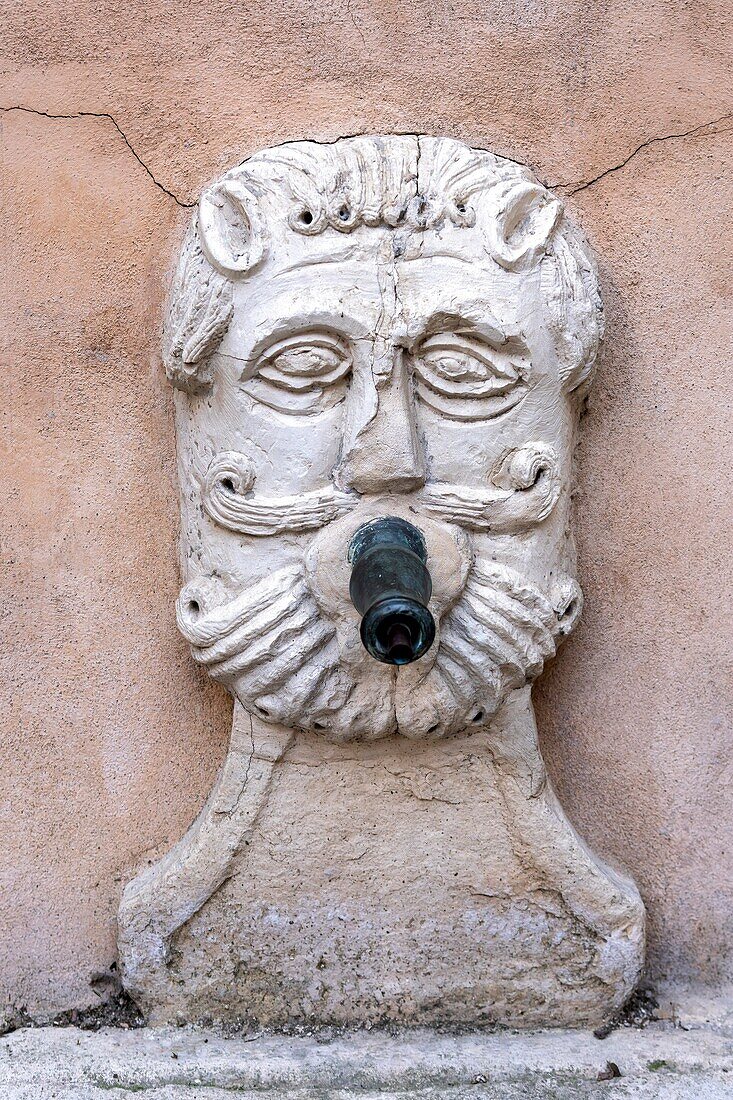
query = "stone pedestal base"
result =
(118, 690, 644, 1029)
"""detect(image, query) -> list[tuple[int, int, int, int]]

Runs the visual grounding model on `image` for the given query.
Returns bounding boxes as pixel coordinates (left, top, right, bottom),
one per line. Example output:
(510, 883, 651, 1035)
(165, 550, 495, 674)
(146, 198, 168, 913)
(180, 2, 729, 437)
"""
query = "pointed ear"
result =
(488, 180, 563, 271)
(198, 177, 266, 276)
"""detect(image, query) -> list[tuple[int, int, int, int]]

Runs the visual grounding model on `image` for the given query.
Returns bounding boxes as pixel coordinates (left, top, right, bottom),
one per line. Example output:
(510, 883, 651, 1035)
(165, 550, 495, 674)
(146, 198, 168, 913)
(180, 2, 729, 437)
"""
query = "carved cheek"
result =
(219, 357, 352, 498)
(265, 416, 345, 500)
(417, 403, 498, 487)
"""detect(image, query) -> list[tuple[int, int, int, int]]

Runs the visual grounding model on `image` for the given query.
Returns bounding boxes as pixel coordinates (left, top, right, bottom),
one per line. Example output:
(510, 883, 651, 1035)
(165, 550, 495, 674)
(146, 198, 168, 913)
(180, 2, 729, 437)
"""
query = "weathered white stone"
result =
(2, 1021, 733, 1099)
(117, 136, 645, 1027)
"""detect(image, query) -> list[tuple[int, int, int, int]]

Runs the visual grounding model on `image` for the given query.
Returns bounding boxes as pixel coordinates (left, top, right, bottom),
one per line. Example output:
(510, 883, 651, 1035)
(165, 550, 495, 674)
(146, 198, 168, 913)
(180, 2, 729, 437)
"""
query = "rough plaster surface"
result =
(2, 1021, 733, 1098)
(1, 0, 732, 1020)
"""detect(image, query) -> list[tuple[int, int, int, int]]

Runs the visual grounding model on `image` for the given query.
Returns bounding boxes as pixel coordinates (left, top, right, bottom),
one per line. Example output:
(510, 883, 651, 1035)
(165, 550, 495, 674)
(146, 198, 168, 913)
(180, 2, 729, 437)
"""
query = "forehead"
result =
(226, 225, 542, 343)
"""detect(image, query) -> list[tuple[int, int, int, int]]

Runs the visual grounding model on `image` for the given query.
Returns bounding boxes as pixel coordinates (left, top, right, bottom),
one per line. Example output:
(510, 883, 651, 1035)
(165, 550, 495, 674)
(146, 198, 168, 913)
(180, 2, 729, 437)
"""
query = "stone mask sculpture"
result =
(118, 136, 645, 1029)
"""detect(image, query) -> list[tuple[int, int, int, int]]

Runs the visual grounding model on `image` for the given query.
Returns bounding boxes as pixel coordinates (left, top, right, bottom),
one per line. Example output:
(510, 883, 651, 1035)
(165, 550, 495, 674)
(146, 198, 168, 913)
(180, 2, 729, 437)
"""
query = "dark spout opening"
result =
(349, 518, 436, 666)
(384, 622, 412, 664)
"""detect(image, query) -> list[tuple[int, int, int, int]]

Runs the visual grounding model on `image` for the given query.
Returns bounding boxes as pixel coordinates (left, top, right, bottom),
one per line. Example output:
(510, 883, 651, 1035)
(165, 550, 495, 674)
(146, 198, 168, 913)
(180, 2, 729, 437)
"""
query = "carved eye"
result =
(243, 332, 351, 415)
(412, 332, 530, 421)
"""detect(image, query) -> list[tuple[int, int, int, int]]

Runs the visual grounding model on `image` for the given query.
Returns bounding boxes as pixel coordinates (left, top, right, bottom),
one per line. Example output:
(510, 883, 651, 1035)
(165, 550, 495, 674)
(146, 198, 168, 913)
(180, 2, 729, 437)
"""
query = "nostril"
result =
(341, 464, 426, 497)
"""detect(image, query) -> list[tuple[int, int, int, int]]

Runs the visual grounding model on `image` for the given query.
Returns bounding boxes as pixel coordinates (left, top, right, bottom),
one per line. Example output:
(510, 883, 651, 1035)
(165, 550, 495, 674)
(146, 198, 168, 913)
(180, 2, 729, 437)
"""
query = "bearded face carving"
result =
(167, 136, 601, 743)
(118, 137, 645, 1029)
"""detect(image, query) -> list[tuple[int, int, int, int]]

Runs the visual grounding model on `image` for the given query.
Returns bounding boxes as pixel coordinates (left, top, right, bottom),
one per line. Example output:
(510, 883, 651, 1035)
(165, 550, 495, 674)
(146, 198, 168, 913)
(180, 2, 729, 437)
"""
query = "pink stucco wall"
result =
(1, 0, 731, 1016)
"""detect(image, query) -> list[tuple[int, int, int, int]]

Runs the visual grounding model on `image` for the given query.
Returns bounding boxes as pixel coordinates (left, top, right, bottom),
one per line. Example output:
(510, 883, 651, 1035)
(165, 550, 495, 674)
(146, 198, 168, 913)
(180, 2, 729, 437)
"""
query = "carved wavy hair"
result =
(163, 135, 603, 396)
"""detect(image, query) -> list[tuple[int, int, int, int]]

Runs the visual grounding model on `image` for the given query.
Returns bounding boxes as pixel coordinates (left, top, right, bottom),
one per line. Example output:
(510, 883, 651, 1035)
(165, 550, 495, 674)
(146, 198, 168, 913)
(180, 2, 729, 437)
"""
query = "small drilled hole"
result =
(314, 720, 326, 730)
(426, 722, 439, 734)
(187, 599, 200, 619)
(300, 209, 314, 225)
(456, 202, 466, 214)
(256, 705, 270, 717)
(472, 710, 484, 723)
(561, 600, 576, 620)
(338, 205, 350, 221)
(220, 477, 235, 493)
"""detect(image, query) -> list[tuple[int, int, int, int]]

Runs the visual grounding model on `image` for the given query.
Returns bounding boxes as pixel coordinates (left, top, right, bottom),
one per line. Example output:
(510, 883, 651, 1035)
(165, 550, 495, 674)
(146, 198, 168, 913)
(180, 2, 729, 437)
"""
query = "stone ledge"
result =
(1, 1020, 733, 1099)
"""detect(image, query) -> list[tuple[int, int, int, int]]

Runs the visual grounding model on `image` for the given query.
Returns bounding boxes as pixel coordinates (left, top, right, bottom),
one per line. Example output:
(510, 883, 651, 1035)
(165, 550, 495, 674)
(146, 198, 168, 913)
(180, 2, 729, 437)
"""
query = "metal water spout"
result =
(348, 517, 435, 665)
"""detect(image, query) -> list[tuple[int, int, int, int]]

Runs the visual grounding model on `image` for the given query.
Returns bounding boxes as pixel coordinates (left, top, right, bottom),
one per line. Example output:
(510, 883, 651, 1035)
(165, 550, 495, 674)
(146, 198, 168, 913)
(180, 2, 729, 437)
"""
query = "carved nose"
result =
(340, 355, 425, 494)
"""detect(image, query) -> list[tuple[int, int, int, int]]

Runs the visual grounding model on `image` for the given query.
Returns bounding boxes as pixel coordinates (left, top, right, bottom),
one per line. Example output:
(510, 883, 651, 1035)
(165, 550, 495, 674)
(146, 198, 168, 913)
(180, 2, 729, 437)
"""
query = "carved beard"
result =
(176, 555, 581, 743)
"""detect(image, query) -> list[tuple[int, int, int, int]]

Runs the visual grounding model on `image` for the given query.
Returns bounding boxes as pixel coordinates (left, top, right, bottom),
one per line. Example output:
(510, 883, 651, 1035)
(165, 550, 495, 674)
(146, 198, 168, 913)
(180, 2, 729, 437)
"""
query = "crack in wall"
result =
(4, 104, 731, 228)
(0, 104, 195, 207)
(344, 0, 367, 49)
(552, 110, 733, 194)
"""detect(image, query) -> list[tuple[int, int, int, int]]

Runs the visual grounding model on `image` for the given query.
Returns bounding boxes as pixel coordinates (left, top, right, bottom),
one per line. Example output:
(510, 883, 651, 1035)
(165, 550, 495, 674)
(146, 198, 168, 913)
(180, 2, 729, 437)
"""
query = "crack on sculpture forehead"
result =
(164, 132, 603, 401)
(272, 240, 496, 277)
(251, 252, 515, 345)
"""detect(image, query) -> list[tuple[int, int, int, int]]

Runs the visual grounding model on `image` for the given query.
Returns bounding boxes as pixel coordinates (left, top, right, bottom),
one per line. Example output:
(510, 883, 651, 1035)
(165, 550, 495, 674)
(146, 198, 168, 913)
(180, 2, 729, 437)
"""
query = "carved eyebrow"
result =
(275, 244, 365, 274)
(400, 250, 477, 265)
(413, 310, 510, 346)
(275, 243, 491, 276)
